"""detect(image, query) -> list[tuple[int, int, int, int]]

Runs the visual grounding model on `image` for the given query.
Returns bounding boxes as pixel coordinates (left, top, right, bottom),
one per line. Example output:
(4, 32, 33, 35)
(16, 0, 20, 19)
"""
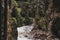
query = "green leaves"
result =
(12, 0, 47, 29)
(39, 17, 47, 29)
(16, 7, 22, 16)
(14, 0, 18, 7)
(12, 17, 17, 24)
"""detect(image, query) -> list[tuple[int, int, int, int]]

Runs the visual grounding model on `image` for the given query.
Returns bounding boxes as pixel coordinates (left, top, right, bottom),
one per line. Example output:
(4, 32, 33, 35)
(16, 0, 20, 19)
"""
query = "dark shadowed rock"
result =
(51, 17, 60, 38)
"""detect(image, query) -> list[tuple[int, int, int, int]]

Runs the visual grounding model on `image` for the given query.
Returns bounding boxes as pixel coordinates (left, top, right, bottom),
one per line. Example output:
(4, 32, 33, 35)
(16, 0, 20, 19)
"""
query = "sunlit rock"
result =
(17, 25, 34, 40)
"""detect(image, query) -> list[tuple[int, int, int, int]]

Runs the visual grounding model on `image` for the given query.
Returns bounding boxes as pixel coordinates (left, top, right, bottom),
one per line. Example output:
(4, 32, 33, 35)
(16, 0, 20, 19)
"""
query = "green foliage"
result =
(24, 0, 30, 5)
(15, 7, 22, 16)
(12, 17, 17, 24)
(24, 17, 33, 25)
(12, 0, 47, 29)
(14, 0, 19, 7)
(39, 17, 47, 29)
(12, 0, 23, 27)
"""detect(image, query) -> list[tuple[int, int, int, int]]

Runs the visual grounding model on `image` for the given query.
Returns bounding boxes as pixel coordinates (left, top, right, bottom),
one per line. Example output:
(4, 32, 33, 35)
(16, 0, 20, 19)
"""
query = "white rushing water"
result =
(17, 25, 34, 40)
